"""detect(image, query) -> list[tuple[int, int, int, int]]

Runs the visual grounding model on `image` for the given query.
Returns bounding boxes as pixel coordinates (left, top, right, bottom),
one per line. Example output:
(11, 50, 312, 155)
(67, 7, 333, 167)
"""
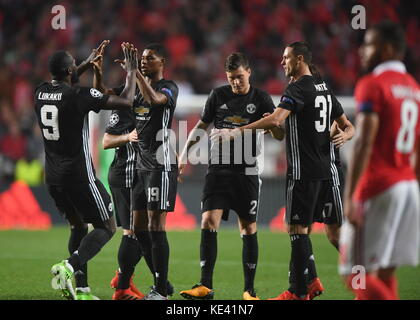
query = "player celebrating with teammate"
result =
(179, 53, 284, 301)
(340, 21, 420, 300)
(213, 42, 353, 300)
(130, 43, 179, 300)
(91, 41, 146, 300)
(35, 43, 138, 300)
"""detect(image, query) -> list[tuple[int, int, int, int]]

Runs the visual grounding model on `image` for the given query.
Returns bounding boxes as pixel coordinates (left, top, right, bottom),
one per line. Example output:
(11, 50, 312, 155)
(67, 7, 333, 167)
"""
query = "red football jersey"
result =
(354, 61, 420, 201)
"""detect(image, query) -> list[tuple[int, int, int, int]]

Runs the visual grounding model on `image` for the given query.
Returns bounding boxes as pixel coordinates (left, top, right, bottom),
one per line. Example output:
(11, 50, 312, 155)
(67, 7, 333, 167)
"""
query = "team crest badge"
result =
(246, 103, 256, 114)
(90, 88, 103, 98)
(109, 113, 119, 126)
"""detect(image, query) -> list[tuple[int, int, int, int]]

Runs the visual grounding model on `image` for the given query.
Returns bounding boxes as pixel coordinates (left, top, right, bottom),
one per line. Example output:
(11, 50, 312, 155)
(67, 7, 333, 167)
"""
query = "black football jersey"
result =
(34, 81, 110, 185)
(201, 85, 275, 174)
(133, 79, 178, 172)
(105, 87, 137, 188)
(278, 75, 344, 181)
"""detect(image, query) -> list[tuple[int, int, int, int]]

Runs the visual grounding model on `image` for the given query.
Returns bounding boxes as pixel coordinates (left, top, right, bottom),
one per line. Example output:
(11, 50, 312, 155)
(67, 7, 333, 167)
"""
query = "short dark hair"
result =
(287, 41, 312, 64)
(371, 20, 406, 55)
(48, 50, 73, 78)
(144, 43, 168, 60)
(225, 52, 250, 72)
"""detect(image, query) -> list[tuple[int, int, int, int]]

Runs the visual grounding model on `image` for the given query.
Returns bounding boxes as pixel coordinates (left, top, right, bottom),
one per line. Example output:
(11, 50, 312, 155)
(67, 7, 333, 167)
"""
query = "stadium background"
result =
(1, 0, 419, 229)
(0, 0, 419, 301)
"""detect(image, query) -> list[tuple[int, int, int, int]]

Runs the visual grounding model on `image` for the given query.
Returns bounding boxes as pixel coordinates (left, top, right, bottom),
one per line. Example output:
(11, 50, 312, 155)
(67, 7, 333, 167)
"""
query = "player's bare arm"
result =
(76, 40, 110, 77)
(103, 43, 138, 110)
(331, 114, 355, 148)
(211, 107, 290, 142)
(262, 112, 285, 141)
(91, 40, 115, 95)
(103, 129, 139, 150)
(178, 120, 210, 180)
(344, 112, 379, 226)
(135, 70, 167, 106)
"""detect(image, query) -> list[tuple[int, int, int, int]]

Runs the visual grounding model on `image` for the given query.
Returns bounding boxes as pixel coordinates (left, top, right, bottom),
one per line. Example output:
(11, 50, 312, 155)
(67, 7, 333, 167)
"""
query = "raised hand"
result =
(116, 42, 138, 72)
(90, 40, 110, 71)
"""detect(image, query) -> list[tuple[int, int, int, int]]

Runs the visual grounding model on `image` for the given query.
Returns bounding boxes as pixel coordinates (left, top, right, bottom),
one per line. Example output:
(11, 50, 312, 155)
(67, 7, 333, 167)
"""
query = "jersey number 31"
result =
(40, 104, 60, 140)
(315, 95, 332, 133)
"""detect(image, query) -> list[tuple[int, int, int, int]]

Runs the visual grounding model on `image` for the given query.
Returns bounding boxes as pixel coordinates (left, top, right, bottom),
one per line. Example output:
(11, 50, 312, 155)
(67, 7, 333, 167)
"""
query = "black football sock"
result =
(288, 234, 310, 297)
(307, 237, 318, 283)
(242, 232, 258, 292)
(136, 230, 155, 282)
(117, 234, 142, 290)
(200, 229, 217, 289)
(68, 226, 88, 288)
(150, 231, 170, 296)
(68, 227, 113, 271)
(288, 259, 297, 293)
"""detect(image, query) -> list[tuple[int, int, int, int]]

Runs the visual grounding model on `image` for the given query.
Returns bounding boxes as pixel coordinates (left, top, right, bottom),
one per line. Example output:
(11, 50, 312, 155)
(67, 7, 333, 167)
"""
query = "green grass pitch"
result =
(0, 226, 418, 300)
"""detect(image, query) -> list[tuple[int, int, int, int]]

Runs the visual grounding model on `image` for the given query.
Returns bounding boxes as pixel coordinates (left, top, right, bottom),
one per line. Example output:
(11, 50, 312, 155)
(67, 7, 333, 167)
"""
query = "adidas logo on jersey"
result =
(219, 104, 228, 110)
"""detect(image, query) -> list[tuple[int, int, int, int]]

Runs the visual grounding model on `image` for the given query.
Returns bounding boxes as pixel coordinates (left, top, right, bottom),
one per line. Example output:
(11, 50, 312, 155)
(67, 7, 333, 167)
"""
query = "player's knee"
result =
(239, 220, 257, 235)
(201, 217, 219, 230)
(287, 224, 308, 234)
(326, 224, 340, 250)
(148, 211, 166, 231)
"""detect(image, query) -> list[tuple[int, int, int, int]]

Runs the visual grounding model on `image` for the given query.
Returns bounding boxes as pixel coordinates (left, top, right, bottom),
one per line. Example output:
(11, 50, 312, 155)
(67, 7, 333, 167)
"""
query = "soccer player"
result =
(212, 42, 354, 300)
(340, 21, 420, 300)
(130, 43, 179, 300)
(178, 53, 284, 300)
(92, 43, 175, 300)
(35, 43, 138, 300)
(92, 41, 145, 300)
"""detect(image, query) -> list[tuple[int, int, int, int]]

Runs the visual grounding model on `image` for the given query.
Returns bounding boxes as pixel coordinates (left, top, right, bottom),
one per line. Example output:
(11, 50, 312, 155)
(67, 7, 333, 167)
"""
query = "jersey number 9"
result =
(40, 104, 60, 141)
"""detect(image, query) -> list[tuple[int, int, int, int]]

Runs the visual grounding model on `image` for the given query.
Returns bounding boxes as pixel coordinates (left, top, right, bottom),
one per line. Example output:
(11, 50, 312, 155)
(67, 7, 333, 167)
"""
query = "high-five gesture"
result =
(121, 42, 138, 73)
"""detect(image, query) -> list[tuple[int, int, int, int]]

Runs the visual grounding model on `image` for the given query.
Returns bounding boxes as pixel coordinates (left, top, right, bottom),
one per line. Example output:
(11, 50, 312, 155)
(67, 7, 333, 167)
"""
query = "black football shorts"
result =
(131, 170, 178, 212)
(110, 185, 133, 230)
(48, 179, 113, 224)
(201, 173, 261, 222)
(285, 178, 333, 226)
(313, 170, 344, 226)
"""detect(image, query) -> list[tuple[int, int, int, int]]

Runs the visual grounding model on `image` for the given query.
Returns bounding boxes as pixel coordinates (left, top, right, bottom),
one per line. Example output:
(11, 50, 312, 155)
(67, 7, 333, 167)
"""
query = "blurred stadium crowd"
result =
(0, 0, 419, 185)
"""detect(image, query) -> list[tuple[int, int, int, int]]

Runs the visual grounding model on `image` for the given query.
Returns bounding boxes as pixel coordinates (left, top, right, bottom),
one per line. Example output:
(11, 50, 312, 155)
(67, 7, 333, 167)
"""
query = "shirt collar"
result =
(373, 60, 406, 75)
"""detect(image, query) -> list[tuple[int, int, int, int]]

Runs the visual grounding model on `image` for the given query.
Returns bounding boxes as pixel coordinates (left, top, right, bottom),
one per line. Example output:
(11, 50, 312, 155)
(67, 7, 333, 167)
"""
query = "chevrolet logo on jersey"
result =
(135, 106, 150, 116)
(224, 115, 250, 126)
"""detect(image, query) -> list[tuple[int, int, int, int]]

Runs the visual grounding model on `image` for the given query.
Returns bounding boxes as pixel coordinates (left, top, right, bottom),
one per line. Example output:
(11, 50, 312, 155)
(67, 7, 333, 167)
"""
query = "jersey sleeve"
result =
(200, 89, 217, 123)
(330, 94, 344, 120)
(277, 83, 305, 113)
(158, 81, 178, 109)
(354, 76, 383, 114)
(105, 109, 135, 135)
(77, 87, 110, 113)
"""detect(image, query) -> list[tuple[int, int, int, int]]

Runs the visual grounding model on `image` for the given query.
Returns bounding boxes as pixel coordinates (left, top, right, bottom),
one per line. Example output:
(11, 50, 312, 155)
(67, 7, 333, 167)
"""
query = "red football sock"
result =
(347, 274, 394, 300)
(381, 276, 399, 300)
